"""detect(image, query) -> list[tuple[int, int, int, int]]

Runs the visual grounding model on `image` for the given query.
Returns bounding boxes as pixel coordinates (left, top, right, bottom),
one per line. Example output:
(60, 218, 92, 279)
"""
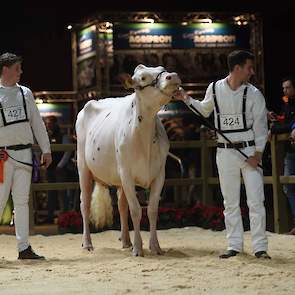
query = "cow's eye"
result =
(141, 76, 146, 81)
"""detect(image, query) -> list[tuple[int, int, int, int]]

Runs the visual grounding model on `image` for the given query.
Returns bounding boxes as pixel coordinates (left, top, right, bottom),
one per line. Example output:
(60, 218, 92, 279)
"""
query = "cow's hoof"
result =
(119, 236, 132, 248)
(82, 243, 94, 251)
(121, 237, 132, 248)
(132, 247, 144, 257)
(149, 241, 164, 255)
(150, 247, 164, 255)
(122, 242, 133, 249)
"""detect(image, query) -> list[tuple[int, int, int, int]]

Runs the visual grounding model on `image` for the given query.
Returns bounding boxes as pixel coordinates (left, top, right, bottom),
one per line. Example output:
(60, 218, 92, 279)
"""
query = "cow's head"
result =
(121, 65, 181, 106)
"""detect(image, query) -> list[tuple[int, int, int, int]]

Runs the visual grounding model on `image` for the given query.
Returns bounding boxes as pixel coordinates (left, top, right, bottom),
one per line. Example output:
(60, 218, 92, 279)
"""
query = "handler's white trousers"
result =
(0, 149, 32, 252)
(216, 146, 268, 253)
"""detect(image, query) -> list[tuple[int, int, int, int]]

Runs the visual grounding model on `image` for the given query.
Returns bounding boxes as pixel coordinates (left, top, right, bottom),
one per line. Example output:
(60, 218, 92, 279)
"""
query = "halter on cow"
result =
(76, 65, 181, 256)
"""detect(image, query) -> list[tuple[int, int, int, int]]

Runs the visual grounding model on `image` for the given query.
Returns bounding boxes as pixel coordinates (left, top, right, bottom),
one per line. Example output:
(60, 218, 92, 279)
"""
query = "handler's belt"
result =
(217, 140, 255, 149)
(0, 144, 32, 151)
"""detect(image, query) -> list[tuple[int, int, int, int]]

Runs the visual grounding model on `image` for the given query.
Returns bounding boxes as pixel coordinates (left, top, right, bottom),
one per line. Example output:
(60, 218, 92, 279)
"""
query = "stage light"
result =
(184, 13, 213, 24)
(233, 15, 250, 26)
(198, 18, 212, 24)
(144, 17, 155, 23)
(35, 98, 44, 104)
(131, 12, 160, 23)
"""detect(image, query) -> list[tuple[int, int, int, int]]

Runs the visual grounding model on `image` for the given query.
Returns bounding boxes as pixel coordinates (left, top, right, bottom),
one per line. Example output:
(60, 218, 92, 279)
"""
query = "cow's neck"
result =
(132, 94, 160, 156)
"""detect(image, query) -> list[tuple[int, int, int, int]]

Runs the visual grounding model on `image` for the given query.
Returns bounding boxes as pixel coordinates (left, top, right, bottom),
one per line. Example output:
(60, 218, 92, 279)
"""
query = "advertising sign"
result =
(179, 23, 249, 48)
(77, 25, 96, 60)
(77, 56, 96, 90)
(114, 23, 174, 49)
(113, 23, 249, 49)
(37, 103, 72, 125)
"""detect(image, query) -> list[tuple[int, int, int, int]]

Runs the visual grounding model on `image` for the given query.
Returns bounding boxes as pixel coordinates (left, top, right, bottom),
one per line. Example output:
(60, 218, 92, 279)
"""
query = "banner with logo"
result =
(176, 23, 249, 48)
(113, 23, 249, 49)
(77, 25, 97, 61)
(37, 103, 72, 125)
(114, 23, 174, 49)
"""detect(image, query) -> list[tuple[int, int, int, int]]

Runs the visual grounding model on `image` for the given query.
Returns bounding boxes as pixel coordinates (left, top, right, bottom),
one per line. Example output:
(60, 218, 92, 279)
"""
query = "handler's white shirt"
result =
(0, 83, 50, 153)
(185, 78, 268, 153)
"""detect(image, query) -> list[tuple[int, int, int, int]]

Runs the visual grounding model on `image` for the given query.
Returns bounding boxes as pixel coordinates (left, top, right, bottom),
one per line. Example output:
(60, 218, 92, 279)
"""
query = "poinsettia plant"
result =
(57, 211, 82, 233)
(61, 202, 249, 233)
(138, 201, 249, 231)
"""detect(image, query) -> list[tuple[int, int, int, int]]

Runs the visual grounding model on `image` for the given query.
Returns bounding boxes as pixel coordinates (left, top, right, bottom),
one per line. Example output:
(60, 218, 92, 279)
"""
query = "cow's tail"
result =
(90, 182, 113, 229)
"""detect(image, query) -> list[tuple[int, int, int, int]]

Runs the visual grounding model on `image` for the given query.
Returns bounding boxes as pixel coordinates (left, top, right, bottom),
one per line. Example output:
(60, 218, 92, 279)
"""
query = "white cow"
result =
(76, 65, 181, 256)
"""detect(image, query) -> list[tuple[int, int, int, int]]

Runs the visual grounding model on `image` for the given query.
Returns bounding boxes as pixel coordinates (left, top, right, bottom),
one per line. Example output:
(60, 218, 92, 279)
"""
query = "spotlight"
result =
(35, 98, 44, 104)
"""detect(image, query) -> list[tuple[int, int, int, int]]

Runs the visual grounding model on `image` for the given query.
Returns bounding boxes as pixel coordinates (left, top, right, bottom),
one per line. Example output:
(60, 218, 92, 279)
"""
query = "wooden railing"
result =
(25, 133, 292, 233)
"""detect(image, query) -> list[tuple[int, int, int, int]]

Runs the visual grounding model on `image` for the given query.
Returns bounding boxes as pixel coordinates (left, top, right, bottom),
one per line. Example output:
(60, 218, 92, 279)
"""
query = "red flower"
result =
(57, 211, 82, 230)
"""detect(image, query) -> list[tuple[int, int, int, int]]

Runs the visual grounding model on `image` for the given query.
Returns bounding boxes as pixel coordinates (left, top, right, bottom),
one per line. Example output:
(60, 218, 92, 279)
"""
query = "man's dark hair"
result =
(46, 115, 58, 124)
(0, 52, 22, 75)
(227, 50, 254, 72)
(282, 76, 295, 88)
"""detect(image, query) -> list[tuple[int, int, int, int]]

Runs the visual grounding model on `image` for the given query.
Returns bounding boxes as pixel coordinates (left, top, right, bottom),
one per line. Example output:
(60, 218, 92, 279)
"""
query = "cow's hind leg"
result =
(117, 188, 132, 248)
(76, 111, 94, 251)
(78, 158, 94, 251)
(148, 166, 165, 255)
(80, 169, 94, 251)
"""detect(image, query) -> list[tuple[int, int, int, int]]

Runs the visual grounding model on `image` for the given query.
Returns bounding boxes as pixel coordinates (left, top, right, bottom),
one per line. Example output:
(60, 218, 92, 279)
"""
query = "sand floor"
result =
(1, 227, 295, 295)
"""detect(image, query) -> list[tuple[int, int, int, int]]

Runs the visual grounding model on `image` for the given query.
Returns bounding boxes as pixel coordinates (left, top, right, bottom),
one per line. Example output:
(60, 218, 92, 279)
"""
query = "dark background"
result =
(1, 1, 294, 111)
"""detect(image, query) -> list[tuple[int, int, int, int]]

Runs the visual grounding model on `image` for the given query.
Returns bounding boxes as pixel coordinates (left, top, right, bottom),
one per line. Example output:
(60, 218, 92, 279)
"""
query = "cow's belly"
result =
(84, 118, 121, 186)
(86, 148, 121, 186)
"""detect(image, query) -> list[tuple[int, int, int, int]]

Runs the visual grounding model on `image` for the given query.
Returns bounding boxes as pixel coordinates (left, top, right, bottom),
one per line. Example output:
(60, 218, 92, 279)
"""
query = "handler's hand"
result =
(0, 150, 8, 161)
(42, 153, 52, 168)
(267, 130, 272, 142)
(246, 152, 262, 169)
(172, 87, 190, 103)
(267, 111, 278, 122)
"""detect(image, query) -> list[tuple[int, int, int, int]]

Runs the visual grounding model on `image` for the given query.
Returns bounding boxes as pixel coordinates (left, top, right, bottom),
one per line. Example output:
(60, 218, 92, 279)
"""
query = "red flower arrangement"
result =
(139, 201, 249, 231)
(95, 201, 250, 232)
(193, 201, 225, 231)
(137, 201, 226, 231)
(57, 211, 82, 233)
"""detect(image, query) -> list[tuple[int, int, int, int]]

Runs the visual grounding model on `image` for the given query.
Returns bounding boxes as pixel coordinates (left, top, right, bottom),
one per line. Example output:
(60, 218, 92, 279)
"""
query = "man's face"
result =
(282, 80, 295, 98)
(2, 62, 23, 84)
(44, 118, 55, 135)
(235, 59, 255, 82)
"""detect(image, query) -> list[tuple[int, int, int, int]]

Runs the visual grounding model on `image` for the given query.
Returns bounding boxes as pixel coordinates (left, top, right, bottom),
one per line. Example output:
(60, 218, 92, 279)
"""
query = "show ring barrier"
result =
(27, 133, 291, 234)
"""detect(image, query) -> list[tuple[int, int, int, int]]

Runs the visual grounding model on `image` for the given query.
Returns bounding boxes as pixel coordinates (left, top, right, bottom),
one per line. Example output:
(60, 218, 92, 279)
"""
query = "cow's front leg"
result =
(117, 188, 132, 248)
(148, 166, 165, 255)
(120, 176, 143, 256)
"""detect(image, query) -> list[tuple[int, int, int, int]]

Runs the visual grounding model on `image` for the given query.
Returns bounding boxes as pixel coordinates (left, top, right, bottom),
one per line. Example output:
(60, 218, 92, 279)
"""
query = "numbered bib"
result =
(219, 114, 244, 131)
(3, 105, 26, 124)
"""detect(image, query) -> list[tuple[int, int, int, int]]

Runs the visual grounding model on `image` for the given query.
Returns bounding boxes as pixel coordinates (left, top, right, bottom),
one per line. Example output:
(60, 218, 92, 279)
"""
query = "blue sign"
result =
(77, 25, 97, 58)
(177, 23, 250, 48)
(114, 23, 174, 49)
(37, 103, 72, 125)
(113, 23, 249, 49)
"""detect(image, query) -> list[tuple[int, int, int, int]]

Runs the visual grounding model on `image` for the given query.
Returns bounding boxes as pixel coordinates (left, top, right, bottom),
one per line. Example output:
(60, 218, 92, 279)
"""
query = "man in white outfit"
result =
(0, 52, 52, 259)
(173, 50, 271, 259)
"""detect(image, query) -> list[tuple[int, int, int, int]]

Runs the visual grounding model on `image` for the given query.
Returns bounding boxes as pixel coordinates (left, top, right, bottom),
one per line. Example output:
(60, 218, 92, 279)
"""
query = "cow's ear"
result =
(118, 73, 135, 90)
(134, 64, 146, 73)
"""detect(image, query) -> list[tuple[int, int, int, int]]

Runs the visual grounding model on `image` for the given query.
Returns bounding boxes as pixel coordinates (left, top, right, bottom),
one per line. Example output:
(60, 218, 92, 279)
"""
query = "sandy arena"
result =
(1, 227, 295, 295)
